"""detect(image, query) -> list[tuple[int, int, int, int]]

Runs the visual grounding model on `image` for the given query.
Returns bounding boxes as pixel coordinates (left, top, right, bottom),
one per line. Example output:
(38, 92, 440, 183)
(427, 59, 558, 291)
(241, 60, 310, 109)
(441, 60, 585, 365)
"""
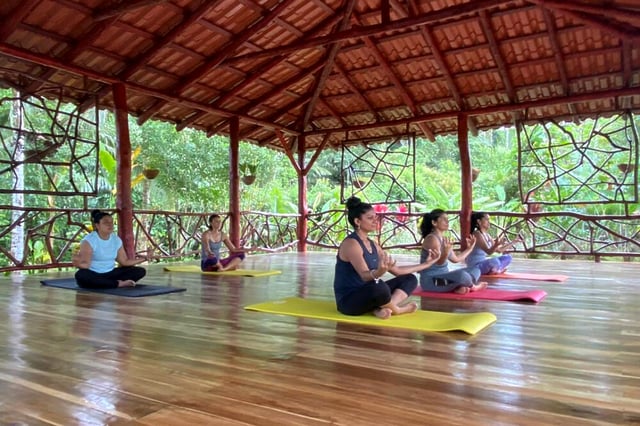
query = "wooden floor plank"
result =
(1, 253, 639, 425)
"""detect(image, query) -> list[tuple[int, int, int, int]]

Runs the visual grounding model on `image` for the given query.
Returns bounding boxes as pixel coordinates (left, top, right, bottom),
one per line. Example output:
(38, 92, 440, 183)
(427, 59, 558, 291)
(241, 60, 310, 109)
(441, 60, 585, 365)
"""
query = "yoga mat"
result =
(482, 272, 568, 282)
(164, 265, 281, 277)
(413, 288, 547, 303)
(41, 278, 186, 297)
(244, 297, 497, 335)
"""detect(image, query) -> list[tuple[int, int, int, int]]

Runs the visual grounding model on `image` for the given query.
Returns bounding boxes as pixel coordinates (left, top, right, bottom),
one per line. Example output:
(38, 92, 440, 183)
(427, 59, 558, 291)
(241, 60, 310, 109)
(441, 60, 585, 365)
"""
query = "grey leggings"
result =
(419, 266, 481, 293)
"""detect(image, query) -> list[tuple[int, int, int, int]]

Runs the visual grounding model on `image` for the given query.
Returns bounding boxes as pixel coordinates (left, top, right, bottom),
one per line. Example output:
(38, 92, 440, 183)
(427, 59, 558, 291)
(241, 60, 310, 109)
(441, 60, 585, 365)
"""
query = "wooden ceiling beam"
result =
(318, 98, 348, 127)
(417, 26, 463, 107)
(531, 0, 640, 40)
(239, 81, 325, 140)
(78, 0, 222, 113)
(242, 60, 324, 116)
(301, 0, 357, 130)
(303, 86, 640, 137)
(213, 56, 326, 135)
(332, 62, 381, 121)
(622, 40, 632, 88)
(175, 11, 343, 131)
(222, 0, 515, 64)
(353, 9, 436, 141)
(0, 0, 42, 42)
(0, 41, 299, 136)
(240, 87, 313, 138)
(478, 10, 515, 103)
(532, 0, 640, 24)
(93, 0, 174, 22)
(23, 16, 119, 95)
(541, 8, 578, 119)
(137, 0, 297, 125)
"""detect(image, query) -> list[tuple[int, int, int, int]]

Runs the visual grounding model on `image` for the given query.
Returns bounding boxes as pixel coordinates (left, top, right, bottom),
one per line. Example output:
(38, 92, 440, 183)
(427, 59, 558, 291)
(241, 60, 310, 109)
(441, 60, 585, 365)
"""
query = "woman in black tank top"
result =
(333, 197, 438, 319)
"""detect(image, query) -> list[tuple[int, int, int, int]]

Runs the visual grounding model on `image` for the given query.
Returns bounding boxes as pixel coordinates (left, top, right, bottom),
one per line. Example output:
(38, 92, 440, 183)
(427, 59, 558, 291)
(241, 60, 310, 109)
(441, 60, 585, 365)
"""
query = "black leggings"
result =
(337, 274, 418, 316)
(75, 266, 146, 289)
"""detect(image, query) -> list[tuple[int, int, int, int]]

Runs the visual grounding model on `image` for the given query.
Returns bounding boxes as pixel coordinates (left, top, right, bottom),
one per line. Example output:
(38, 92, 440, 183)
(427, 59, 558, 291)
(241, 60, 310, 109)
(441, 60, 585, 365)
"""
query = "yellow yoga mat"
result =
(164, 265, 282, 277)
(244, 297, 497, 335)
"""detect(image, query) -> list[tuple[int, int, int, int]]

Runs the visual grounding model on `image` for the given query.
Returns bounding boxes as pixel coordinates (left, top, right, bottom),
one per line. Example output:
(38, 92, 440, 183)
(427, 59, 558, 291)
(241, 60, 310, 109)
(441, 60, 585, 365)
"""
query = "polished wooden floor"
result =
(1, 252, 639, 425)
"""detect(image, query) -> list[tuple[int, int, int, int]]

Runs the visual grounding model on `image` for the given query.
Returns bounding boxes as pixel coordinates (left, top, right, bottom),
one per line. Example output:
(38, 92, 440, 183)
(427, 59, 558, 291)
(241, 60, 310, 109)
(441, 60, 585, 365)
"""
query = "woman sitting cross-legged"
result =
(73, 209, 147, 289)
(333, 197, 439, 319)
(200, 214, 246, 272)
(418, 209, 487, 294)
(465, 211, 520, 275)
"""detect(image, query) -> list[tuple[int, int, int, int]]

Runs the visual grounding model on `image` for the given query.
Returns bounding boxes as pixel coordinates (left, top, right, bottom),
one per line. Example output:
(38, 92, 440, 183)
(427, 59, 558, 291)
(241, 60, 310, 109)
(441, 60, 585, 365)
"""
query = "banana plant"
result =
(98, 145, 146, 194)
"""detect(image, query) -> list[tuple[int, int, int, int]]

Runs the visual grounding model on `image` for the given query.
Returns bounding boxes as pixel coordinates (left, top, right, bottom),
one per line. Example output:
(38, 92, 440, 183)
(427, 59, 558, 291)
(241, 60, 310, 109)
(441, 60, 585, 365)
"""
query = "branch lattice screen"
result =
(340, 134, 416, 206)
(518, 112, 638, 206)
(0, 89, 99, 196)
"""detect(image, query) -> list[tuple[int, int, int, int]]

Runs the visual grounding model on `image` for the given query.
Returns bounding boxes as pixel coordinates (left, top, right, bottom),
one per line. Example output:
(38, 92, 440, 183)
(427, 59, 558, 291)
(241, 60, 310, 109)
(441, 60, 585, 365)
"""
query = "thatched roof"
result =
(1, 0, 639, 151)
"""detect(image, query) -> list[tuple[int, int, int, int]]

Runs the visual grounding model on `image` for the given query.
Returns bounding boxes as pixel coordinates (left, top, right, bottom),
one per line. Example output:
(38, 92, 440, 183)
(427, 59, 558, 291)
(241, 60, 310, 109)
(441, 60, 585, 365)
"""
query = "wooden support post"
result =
(112, 83, 135, 256)
(297, 136, 308, 252)
(458, 112, 472, 249)
(229, 116, 241, 247)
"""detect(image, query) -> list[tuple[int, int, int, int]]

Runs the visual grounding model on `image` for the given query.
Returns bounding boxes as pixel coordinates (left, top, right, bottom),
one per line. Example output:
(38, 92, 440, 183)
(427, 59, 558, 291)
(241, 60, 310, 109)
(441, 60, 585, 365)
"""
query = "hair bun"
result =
(90, 209, 102, 221)
(346, 196, 361, 210)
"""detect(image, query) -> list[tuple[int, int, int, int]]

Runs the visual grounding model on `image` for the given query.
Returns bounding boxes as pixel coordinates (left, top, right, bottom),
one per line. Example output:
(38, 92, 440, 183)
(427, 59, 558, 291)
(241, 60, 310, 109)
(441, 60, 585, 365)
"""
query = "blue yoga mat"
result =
(41, 278, 186, 297)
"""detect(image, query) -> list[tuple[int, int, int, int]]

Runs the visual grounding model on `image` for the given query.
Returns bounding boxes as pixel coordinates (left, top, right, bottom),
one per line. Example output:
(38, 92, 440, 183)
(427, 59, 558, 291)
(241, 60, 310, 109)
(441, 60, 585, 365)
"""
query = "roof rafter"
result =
(229, 55, 327, 125)
(303, 86, 640, 138)
(239, 81, 316, 139)
(176, 10, 344, 132)
(93, 0, 173, 21)
(137, 0, 297, 125)
(530, 0, 640, 40)
(352, 12, 435, 140)
(78, 0, 223, 112)
(540, 7, 578, 119)
(477, 10, 515, 103)
(301, 0, 357, 130)
(332, 62, 382, 122)
(23, 16, 120, 95)
(222, 0, 515, 65)
(0, 41, 299, 135)
(0, 0, 41, 42)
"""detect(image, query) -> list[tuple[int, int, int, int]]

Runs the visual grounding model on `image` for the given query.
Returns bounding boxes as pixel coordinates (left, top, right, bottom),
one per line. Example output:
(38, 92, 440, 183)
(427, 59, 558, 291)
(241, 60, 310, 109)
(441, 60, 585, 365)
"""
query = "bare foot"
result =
(471, 281, 488, 292)
(374, 307, 392, 319)
(454, 286, 470, 294)
(117, 279, 136, 288)
(395, 301, 418, 315)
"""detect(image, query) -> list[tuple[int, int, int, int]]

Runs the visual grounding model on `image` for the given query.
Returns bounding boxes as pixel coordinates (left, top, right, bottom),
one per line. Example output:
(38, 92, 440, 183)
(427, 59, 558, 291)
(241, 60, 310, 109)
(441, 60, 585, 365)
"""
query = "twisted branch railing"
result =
(1, 207, 638, 272)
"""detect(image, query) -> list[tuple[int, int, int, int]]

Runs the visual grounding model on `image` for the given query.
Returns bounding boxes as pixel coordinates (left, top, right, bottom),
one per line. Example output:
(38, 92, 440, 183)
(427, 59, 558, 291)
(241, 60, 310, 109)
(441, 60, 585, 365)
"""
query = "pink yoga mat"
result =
(413, 288, 547, 303)
(482, 272, 568, 282)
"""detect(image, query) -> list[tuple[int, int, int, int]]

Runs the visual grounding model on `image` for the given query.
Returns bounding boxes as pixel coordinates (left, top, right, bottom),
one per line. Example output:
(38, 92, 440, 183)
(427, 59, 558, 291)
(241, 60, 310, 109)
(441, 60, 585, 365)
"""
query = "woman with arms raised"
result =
(333, 197, 438, 319)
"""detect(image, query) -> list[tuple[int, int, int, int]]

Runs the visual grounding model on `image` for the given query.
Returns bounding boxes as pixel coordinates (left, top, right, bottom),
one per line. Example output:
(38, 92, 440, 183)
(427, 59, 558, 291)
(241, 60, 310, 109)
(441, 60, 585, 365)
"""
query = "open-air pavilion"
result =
(0, 0, 639, 424)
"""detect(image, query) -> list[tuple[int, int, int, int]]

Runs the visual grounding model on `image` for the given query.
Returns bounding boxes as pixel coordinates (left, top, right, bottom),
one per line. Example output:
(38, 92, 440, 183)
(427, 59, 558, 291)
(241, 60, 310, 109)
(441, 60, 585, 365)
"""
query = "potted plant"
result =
(240, 162, 257, 185)
(142, 167, 160, 180)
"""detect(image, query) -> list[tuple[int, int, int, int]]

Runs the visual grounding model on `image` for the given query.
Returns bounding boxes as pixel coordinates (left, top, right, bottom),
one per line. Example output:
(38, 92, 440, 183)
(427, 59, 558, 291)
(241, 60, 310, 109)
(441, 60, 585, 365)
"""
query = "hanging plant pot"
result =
(353, 179, 366, 188)
(617, 163, 631, 173)
(143, 168, 160, 180)
(242, 175, 256, 185)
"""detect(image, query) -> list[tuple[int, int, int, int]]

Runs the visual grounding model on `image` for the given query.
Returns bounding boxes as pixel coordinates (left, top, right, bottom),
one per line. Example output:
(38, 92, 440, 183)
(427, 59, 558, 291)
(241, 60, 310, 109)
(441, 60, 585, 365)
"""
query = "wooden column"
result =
(112, 83, 135, 256)
(297, 136, 308, 252)
(229, 116, 241, 246)
(458, 112, 472, 249)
